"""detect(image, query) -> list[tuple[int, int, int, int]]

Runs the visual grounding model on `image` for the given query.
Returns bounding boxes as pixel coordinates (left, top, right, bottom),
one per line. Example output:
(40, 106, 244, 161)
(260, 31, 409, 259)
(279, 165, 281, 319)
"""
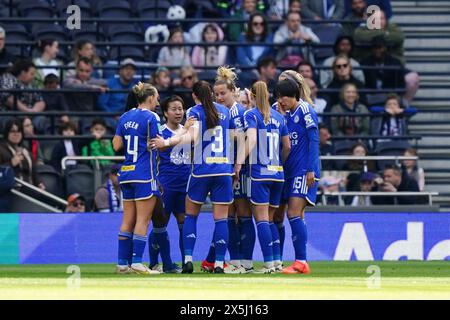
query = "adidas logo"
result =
(152, 244, 159, 250)
(292, 236, 297, 242)
(241, 234, 247, 240)
(274, 239, 280, 244)
(293, 189, 299, 194)
(268, 242, 273, 247)
(216, 239, 227, 245)
(186, 233, 196, 238)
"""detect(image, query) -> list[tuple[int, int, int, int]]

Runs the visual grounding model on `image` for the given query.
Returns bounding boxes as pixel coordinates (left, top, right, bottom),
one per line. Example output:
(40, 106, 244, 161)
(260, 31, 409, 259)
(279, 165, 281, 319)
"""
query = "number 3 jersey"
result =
(115, 108, 162, 184)
(244, 107, 289, 181)
(187, 102, 233, 177)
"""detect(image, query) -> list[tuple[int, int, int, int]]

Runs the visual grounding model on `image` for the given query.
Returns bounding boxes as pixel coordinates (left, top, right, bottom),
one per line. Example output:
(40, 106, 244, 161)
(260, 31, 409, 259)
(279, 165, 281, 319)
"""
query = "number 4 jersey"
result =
(115, 108, 162, 184)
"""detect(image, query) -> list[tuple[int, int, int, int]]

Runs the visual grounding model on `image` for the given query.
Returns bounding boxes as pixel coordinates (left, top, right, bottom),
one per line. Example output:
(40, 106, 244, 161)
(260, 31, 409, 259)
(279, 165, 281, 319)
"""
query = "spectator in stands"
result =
(66, 40, 102, 79)
(296, 61, 315, 80)
(177, 66, 198, 108)
(256, 56, 278, 101)
(0, 26, 16, 74)
(228, 0, 262, 41)
(50, 121, 81, 172)
(267, 0, 302, 20)
(319, 176, 344, 205)
(344, 0, 392, 20)
(402, 148, 425, 192)
(344, 142, 375, 191)
(151, 66, 172, 103)
(94, 164, 122, 213)
(342, 0, 367, 36)
(63, 57, 108, 112)
(354, 9, 404, 62)
(350, 171, 375, 206)
(372, 164, 426, 205)
(22, 117, 44, 165)
(301, 0, 345, 20)
(0, 119, 44, 189)
(305, 78, 327, 120)
(191, 23, 227, 68)
(157, 27, 191, 68)
(0, 165, 14, 212)
(33, 39, 62, 88)
(330, 83, 370, 136)
(371, 93, 407, 139)
(65, 193, 86, 213)
(238, 88, 253, 109)
(326, 54, 365, 106)
(98, 58, 137, 114)
(82, 118, 115, 166)
(320, 35, 365, 89)
(274, 10, 320, 66)
(42, 73, 69, 124)
(319, 124, 336, 170)
(236, 13, 274, 67)
(361, 36, 418, 107)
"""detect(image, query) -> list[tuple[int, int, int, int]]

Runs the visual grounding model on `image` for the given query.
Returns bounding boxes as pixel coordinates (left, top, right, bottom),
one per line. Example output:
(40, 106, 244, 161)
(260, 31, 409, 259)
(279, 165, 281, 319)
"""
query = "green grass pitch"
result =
(0, 261, 448, 300)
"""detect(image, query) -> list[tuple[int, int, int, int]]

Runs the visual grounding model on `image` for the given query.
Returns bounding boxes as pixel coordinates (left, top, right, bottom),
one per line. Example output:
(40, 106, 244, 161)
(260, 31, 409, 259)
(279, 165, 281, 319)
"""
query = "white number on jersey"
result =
(124, 135, 139, 163)
(211, 126, 223, 153)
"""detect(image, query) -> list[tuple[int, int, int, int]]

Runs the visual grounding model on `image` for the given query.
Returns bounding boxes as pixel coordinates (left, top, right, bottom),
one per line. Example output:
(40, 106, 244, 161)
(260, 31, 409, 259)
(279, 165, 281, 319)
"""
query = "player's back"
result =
(115, 108, 160, 183)
(284, 100, 321, 179)
(244, 107, 288, 182)
(188, 102, 232, 177)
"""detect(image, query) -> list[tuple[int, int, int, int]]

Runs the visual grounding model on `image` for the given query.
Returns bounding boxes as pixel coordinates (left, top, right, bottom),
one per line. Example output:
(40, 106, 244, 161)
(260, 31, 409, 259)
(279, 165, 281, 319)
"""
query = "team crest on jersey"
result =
(304, 114, 314, 127)
(294, 115, 300, 123)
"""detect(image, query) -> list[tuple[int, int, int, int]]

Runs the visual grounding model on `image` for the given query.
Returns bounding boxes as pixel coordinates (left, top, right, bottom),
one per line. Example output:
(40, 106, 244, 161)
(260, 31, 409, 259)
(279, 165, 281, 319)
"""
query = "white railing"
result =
(320, 191, 439, 206)
(15, 177, 67, 206)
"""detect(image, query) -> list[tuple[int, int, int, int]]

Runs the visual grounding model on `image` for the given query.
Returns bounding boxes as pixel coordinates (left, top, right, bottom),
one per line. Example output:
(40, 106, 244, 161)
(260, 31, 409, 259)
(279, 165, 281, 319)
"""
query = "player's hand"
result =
(150, 135, 166, 150)
(184, 116, 196, 130)
(306, 171, 315, 187)
(233, 164, 242, 189)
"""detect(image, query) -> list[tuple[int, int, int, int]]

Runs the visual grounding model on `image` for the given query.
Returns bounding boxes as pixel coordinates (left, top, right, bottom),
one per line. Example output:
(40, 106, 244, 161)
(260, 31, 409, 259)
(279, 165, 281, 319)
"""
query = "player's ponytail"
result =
(132, 82, 157, 104)
(279, 70, 314, 106)
(215, 66, 237, 92)
(251, 81, 271, 125)
(193, 81, 219, 129)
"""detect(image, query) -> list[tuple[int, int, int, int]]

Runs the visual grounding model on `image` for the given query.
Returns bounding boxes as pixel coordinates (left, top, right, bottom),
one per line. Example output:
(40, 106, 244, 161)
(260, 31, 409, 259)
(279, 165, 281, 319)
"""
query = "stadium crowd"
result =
(0, 0, 427, 212)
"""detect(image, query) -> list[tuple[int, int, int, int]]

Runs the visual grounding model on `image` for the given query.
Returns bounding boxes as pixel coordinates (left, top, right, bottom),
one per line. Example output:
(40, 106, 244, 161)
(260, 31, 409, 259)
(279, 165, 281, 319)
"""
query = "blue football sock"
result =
(205, 230, 216, 263)
(154, 227, 173, 270)
(132, 234, 147, 264)
(118, 231, 133, 266)
(289, 217, 308, 261)
(227, 217, 240, 262)
(270, 223, 281, 262)
(256, 221, 273, 263)
(178, 223, 184, 264)
(182, 214, 198, 261)
(276, 222, 285, 260)
(214, 218, 229, 266)
(148, 230, 159, 266)
(239, 217, 256, 261)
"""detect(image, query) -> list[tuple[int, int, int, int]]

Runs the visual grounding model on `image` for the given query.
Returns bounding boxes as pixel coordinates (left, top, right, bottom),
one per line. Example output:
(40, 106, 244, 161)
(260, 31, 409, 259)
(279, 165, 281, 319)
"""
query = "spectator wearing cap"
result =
(65, 193, 86, 213)
(350, 171, 375, 206)
(94, 164, 123, 213)
(301, 0, 345, 20)
(0, 26, 17, 74)
(372, 165, 427, 205)
(33, 39, 62, 88)
(98, 58, 138, 115)
(319, 176, 344, 205)
(361, 36, 418, 107)
(157, 27, 191, 68)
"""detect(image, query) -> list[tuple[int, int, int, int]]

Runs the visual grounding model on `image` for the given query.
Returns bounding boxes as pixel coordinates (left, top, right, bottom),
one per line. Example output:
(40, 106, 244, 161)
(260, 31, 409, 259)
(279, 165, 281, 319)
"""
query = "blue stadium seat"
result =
(334, 140, 357, 170)
(70, 23, 105, 42)
(37, 164, 64, 198)
(109, 25, 144, 42)
(375, 140, 411, 170)
(109, 46, 145, 62)
(3, 24, 30, 57)
(55, 0, 92, 18)
(32, 23, 67, 41)
(311, 24, 343, 64)
(137, 0, 172, 19)
(98, 0, 132, 18)
(64, 165, 95, 201)
(18, 0, 54, 18)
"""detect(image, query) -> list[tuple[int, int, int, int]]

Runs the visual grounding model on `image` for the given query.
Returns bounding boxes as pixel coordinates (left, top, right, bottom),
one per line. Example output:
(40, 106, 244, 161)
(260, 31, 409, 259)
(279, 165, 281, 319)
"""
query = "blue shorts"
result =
(234, 173, 249, 199)
(121, 180, 160, 201)
(249, 179, 284, 207)
(282, 175, 318, 206)
(187, 175, 234, 204)
(162, 189, 186, 215)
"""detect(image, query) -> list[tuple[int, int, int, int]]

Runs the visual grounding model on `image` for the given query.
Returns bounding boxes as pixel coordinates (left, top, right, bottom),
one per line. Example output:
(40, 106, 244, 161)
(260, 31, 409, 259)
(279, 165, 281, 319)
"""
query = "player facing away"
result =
(235, 81, 291, 274)
(113, 82, 162, 275)
(148, 96, 192, 273)
(151, 81, 233, 274)
(198, 66, 256, 274)
(276, 79, 321, 274)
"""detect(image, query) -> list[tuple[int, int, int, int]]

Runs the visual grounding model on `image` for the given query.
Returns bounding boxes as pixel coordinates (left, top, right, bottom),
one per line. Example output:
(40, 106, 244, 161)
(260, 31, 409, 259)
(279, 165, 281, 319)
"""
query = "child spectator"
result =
(402, 148, 425, 192)
(82, 118, 115, 166)
(33, 39, 62, 88)
(157, 27, 191, 68)
(371, 93, 408, 139)
(191, 24, 227, 68)
(350, 171, 375, 206)
(151, 66, 172, 103)
(50, 121, 81, 172)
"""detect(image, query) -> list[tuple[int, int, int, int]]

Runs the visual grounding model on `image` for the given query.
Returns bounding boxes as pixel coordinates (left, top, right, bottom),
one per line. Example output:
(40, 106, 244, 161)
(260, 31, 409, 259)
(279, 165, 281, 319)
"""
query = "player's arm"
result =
(112, 135, 123, 152)
(281, 121, 291, 163)
(150, 116, 198, 150)
(306, 126, 319, 187)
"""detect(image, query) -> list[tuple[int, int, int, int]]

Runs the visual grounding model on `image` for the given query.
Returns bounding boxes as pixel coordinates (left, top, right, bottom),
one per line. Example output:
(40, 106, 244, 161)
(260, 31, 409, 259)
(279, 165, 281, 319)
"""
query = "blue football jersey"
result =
(244, 107, 289, 181)
(115, 108, 162, 183)
(284, 100, 321, 179)
(157, 124, 191, 191)
(187, 102, 233, 177)
(229, 102, 247, 175)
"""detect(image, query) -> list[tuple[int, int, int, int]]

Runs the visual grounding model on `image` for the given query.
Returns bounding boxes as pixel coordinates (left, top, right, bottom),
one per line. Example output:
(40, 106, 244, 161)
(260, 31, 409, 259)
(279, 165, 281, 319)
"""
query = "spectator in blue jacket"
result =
(236, 13, 274, 67)
(97, 58, 138, 113)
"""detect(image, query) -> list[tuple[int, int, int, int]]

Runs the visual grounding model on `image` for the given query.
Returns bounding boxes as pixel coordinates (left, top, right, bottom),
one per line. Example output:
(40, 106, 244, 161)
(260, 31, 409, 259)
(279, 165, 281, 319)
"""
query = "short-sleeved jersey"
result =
(244, 107, 289, 182)
(157, 124, 191, 191)
(115, 108, 162, 183)
(229, 102, 247, 175)
(284, 100, 321, 179)
(187, 102, 233, 177)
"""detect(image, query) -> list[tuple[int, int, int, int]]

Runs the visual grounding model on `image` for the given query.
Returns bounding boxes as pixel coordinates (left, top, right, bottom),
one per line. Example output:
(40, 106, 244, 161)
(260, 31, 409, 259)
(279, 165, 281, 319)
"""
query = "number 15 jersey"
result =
(115, 108, 162, 184)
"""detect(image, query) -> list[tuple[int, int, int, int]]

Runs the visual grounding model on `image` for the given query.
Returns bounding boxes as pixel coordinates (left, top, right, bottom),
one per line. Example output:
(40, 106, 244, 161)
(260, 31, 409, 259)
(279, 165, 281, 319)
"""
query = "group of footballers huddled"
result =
(112, 65, 320, 275)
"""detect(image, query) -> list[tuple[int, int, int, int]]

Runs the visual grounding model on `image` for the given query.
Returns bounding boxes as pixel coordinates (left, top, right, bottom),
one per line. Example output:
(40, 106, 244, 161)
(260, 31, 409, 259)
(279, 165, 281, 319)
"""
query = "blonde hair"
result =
(132, 82, 157, 104)
(215, 66, 237, 92)
(251, 81, 271, 125)
(279, 70, 314, 106)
